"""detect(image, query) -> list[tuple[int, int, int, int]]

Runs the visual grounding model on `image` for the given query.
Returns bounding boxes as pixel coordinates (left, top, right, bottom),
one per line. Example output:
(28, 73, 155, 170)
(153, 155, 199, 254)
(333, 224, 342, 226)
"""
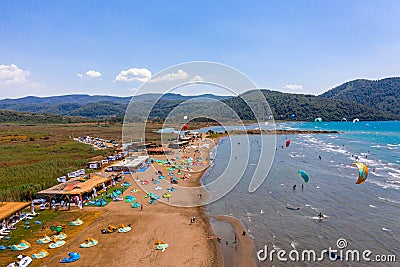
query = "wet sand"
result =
(212, 215, 256, 267)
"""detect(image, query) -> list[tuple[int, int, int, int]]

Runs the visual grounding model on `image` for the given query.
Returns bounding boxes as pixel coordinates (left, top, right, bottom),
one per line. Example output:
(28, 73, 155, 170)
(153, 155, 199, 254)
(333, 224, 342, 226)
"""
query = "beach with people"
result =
(1, 121, 399, 266)
(1, 130, 259, 266)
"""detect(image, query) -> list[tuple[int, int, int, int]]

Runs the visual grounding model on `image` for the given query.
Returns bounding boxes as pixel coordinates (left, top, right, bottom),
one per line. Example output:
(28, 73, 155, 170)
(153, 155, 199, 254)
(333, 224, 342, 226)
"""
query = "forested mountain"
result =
(321, 77, 400, 116)
(0, 93, 229, 118)
(0, 78, 399, 121)
(223, 90, 396, 121)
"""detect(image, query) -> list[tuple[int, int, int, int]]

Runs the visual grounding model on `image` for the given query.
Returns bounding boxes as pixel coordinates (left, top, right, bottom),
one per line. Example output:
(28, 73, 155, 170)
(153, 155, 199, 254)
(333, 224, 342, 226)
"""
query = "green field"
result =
(0, 123, 122, 201)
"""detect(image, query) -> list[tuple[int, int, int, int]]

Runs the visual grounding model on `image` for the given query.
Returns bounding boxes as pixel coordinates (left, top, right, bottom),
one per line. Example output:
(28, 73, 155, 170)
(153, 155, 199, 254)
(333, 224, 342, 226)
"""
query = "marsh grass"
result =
(0, 123, 122, 201)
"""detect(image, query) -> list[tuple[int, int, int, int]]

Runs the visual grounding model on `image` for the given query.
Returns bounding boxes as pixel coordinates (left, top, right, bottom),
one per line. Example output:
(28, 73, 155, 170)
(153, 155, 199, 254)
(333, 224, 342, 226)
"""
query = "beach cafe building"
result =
(37, 173, 117, 205)
(0, 202, 31, 232)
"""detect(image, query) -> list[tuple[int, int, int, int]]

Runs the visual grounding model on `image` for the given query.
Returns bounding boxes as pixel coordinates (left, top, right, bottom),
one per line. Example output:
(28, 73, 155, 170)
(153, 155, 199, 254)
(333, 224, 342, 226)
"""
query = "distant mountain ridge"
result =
(0, 93, 231, 118)
(0, 93, 229, 104)
(0, 94, 131, 105)
(0, 77, 399, 121)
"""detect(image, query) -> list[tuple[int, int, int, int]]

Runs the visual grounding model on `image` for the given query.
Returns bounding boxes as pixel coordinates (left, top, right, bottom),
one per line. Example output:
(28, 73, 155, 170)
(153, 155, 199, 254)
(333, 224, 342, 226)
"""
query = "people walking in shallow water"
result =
(293, 184, 296, 190)
(318, 212, 323, 218)
(301, 184, 304, 191)
(319, 155, 322, 160)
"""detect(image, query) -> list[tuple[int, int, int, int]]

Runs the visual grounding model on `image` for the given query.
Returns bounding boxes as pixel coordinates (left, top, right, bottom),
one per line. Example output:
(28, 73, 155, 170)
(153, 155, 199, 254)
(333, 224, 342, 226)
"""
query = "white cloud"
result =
(0, 64, 30, 84)
(114, 68, 152, 83)
(283, 84, 303, 90)
(148, 69, 188, 83)
(190, 75, 203, 82)
(0, 64, 44, 98)
(86, 70, 102, 78)
(78, 70, 102, 80)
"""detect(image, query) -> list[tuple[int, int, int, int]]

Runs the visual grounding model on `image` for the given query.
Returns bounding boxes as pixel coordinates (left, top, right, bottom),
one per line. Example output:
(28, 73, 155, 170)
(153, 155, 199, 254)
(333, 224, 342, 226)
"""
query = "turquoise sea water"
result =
(203, 121, 399, 266)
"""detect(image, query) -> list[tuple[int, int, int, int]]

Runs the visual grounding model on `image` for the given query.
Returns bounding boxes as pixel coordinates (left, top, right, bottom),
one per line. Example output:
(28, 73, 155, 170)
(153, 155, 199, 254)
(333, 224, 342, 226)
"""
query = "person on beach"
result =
(242, 231, 246, 236)
(140, 204, 143, 211)
(301, 184, 304, 191)
(234, 233, 237, 243)
(292, 184, 296, 190)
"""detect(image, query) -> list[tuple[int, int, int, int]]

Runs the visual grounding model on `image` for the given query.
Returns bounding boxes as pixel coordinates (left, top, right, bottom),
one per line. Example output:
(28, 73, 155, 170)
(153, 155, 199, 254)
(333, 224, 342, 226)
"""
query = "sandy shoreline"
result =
(211, 215, 256, 267)
(41, 136, 228, 266)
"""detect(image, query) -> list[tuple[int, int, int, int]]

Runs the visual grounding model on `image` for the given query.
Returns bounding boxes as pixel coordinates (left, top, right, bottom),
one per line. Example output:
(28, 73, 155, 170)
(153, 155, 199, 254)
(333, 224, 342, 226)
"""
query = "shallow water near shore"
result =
(204, 121, 400, 266)
(210, 218, 237, 267)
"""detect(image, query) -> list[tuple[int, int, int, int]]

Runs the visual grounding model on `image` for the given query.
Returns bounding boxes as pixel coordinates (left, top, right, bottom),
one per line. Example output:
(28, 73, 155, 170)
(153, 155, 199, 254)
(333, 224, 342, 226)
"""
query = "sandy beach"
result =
(41, 135, 255, 267)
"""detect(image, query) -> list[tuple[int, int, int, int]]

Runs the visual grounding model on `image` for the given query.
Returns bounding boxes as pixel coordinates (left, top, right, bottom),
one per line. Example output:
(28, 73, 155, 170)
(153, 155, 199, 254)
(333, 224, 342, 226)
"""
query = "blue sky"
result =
(1, 0, 400, 99)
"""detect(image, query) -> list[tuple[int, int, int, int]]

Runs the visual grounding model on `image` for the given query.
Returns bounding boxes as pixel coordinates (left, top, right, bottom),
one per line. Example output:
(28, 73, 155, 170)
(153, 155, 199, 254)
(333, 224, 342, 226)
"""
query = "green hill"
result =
(320, 77, 400, 117)
(0, 77, 399, 121)
(223, 90, 396, 121)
